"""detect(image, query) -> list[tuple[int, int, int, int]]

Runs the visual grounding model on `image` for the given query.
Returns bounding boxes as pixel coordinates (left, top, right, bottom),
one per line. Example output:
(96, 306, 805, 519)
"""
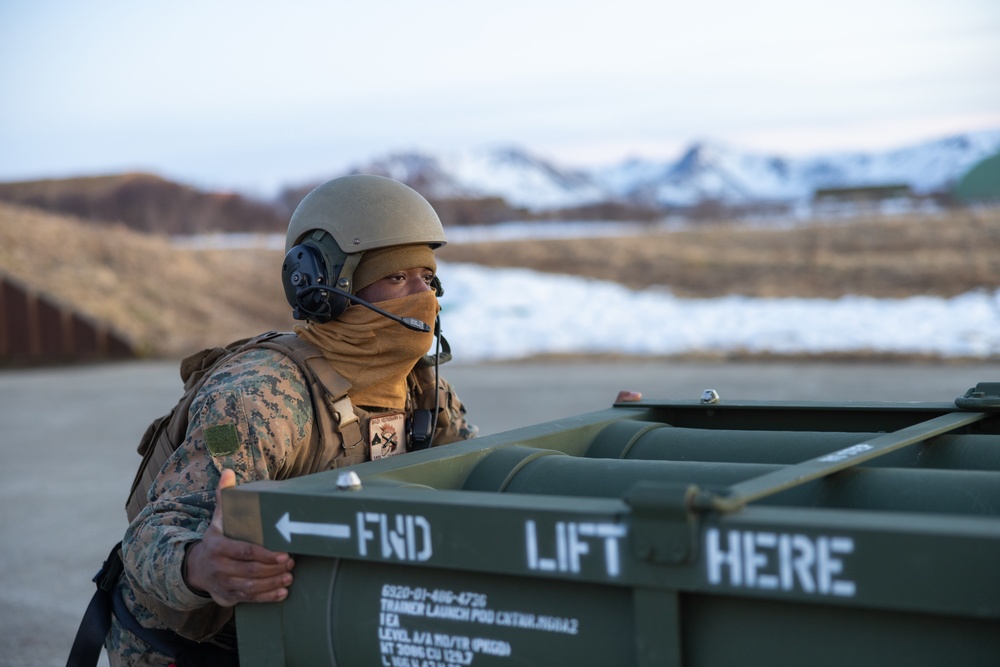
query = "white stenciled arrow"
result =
(276, 512, 352, 543)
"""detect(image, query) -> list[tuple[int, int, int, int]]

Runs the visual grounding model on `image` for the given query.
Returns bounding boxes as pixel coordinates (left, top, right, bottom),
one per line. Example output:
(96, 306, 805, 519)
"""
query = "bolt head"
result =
(336, 471, 362, 491)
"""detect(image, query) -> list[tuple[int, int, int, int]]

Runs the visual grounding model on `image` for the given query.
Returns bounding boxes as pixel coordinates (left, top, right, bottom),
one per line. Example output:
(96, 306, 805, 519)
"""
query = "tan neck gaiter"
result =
(293, 290, 438, 409)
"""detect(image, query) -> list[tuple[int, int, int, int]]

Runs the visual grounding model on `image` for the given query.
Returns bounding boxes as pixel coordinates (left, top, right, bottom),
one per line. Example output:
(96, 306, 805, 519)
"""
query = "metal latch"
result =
(956, 382, 1000, 411)
(624, 482, 701, 565)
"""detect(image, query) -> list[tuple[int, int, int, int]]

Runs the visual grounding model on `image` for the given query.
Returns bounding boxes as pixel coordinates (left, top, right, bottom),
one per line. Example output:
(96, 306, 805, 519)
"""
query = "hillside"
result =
(0, 172, 548, 231)
(0, 202, 295, 357)
(2, 202, 998, 359)
(0, 173, 288, 235)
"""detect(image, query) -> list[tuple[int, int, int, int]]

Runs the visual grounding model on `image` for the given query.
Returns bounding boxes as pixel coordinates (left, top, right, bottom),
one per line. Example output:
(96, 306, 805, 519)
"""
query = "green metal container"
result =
(225, 382, 1000, 667)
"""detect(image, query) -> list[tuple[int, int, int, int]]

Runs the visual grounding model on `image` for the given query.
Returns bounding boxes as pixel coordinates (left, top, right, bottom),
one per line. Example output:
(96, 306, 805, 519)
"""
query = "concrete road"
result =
(1, 358, 996, 666)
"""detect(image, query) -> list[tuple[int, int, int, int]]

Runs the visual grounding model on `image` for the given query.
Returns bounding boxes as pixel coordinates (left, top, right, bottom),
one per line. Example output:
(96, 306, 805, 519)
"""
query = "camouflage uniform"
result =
(107, 344, 475, 666)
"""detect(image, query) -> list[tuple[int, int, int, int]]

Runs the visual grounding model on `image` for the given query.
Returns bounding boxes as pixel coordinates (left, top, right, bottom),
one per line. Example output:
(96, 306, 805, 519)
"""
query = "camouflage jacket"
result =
(108, 346, 475, 664)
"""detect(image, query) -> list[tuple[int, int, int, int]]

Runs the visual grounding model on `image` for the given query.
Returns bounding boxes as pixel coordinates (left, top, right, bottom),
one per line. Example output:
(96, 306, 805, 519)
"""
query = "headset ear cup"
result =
(281, 243, 351, 323)
(431, 275, 444, 297)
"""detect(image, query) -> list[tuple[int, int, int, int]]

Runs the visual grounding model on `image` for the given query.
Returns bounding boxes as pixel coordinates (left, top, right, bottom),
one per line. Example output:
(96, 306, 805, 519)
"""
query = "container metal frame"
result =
(226, 388, 1000, 667)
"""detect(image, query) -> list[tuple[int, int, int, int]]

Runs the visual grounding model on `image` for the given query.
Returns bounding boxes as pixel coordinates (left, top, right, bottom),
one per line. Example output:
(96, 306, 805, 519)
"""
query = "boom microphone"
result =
(297, 284, 432, 333)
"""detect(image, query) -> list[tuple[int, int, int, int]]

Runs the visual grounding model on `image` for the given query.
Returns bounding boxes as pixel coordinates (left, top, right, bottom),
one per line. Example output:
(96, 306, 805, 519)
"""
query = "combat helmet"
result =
(281, 174, 447, 322)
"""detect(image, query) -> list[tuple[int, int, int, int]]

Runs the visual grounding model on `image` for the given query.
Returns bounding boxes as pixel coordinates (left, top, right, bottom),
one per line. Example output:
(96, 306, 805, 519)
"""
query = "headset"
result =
(281, 241, 439, 332)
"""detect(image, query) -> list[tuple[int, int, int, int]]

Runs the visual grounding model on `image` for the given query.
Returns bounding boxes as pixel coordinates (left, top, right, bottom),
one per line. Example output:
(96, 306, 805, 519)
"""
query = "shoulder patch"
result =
(205, 424, 240, 456)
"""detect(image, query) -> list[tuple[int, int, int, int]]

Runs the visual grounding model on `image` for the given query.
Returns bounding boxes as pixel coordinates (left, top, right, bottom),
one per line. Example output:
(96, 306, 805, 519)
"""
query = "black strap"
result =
(66, 542, 124, 667)
(110, 586, 240, 667)
(110, 580, 218, 659)
(66, 541, 239, 666)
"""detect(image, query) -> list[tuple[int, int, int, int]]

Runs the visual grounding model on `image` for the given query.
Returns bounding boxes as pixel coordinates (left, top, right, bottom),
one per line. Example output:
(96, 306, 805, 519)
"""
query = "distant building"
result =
(953, 152, 1000, 204)
(811, 184, 917, 216)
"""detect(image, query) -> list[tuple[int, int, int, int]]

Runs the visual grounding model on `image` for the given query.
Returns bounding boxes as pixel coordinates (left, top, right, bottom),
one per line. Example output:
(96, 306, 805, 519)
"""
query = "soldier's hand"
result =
(183, 468, 295, 607)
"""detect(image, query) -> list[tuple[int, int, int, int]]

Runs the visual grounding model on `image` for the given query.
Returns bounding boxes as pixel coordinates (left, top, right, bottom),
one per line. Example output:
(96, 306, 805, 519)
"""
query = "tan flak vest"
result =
(125, 331, 362, 522)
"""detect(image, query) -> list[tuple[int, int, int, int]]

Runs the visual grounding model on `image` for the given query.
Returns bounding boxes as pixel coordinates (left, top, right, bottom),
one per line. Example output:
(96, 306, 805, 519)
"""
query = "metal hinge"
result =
(624, 482, 701, 565)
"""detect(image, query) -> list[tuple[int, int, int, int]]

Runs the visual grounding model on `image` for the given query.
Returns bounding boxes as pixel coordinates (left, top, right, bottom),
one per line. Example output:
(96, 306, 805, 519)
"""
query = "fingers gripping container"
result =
(224, 382, 1000, 667)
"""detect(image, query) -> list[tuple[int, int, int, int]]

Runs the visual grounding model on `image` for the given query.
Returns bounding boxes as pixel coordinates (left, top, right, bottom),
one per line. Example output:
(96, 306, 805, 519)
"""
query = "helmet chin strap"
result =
(430, 316, 443, 444)
(306, 228, 363, 294)
(412, 315, 446, 450)
(332, 248, 363, 294)
(422, 322, 451, 366)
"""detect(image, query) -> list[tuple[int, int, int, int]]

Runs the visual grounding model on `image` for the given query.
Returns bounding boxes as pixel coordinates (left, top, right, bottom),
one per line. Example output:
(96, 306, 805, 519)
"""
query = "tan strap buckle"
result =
(332, 395, 363, 450)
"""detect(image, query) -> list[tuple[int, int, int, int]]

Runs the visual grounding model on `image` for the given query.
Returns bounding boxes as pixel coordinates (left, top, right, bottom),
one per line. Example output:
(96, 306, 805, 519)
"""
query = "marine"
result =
(87, 175, 477, 666)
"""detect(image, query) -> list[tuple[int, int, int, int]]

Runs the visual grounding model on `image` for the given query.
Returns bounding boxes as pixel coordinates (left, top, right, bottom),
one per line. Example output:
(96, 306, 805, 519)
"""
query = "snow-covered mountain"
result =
(351, 145, 608, 210)
(347, 128, 1000, 212)
(600, 129, 1000, 208)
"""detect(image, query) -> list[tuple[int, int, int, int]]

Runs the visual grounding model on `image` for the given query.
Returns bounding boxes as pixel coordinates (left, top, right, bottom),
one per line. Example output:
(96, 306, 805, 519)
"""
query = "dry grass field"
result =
(437, 208, 1000, 299)
(0, 203, 296, 357)
(2, 202, 999, 357)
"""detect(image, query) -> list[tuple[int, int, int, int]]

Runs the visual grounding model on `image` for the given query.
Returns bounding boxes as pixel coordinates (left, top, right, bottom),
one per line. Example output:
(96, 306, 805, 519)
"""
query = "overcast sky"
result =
(1, 0, 998, 196)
